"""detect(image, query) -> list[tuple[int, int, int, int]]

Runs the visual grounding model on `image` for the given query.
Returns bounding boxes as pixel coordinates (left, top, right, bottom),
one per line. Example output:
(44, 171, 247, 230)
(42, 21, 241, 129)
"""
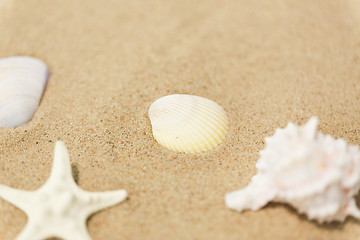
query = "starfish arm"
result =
(0, 184, 33, 212)
(83, 189, 128, 215)
(16, 211, 92, 240)
(15, 221, 43, 240)
(57, 223, 92, 240)
(47, 141, 76, 185)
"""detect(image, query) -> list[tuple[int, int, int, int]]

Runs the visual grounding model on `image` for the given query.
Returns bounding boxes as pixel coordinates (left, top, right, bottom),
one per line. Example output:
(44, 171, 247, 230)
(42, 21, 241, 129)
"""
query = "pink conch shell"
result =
(225, 117, 360, 223)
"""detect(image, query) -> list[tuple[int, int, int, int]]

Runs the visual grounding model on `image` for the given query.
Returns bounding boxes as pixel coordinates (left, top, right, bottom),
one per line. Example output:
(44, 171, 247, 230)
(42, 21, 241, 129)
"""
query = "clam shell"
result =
(0, 56, 49, 128)
(148, 94, 228, 153)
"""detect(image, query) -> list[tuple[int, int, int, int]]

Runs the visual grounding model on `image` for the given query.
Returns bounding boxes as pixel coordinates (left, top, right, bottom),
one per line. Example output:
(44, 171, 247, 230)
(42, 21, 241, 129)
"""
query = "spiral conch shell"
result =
(148, 94, 228, 153)
(226, 117, 360, 223)
(0, 56, 49, 128)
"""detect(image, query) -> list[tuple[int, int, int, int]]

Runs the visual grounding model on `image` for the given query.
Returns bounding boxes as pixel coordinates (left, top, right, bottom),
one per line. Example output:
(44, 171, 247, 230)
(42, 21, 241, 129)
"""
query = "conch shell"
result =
(226, 117, 360, 223)
(0, 56, 49, 127)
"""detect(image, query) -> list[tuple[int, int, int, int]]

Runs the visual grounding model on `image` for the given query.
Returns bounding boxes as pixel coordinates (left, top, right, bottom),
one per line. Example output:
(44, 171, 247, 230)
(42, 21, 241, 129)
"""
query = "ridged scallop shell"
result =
(0, 56, 49, 128)
(148, 94, 228, 153)
(225, 117, 360, 223)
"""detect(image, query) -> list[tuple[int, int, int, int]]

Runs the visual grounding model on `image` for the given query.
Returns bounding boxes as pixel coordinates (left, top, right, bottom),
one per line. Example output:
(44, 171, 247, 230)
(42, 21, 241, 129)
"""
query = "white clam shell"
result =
(148, 94, 228, 153)
(225, 117, 360, 223)
(0, 56, 49, 127)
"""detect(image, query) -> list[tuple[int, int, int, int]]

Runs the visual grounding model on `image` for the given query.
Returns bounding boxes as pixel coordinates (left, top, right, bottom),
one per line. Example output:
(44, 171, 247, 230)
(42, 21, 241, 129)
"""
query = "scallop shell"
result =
(0, 56, 49, 128)
(225, 117, 360, 223)
(148, 94, 228, 153)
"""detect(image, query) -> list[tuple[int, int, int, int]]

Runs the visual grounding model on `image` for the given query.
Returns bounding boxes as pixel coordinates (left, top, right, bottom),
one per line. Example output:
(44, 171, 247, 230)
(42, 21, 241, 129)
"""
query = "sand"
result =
(0, 0, 360, 239)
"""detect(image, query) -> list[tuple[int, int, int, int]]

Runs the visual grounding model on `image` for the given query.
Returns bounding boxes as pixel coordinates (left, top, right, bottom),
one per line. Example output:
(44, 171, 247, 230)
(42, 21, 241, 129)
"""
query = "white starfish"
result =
(0, 141, 127, 240)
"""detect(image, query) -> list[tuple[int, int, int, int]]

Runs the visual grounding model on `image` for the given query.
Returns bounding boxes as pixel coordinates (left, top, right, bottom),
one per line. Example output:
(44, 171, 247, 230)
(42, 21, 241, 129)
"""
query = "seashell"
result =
(148, 94, 228, 153)
(225, 117, 360, 223)
(0, 56, 49, 128)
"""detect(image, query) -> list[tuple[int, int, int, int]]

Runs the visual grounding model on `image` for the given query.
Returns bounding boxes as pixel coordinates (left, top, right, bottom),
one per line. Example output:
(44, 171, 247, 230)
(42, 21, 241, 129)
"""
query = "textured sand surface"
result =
(0, 0, 360, 239)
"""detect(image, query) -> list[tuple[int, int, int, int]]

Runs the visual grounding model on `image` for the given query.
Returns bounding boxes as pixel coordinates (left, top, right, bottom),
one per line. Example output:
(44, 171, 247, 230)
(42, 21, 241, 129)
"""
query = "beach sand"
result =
(0, 0, 360, 239)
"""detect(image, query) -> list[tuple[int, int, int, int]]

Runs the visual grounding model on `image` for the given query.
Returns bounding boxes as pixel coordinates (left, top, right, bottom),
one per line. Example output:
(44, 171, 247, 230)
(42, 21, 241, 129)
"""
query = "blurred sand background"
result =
(0, 0, 360, 239)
